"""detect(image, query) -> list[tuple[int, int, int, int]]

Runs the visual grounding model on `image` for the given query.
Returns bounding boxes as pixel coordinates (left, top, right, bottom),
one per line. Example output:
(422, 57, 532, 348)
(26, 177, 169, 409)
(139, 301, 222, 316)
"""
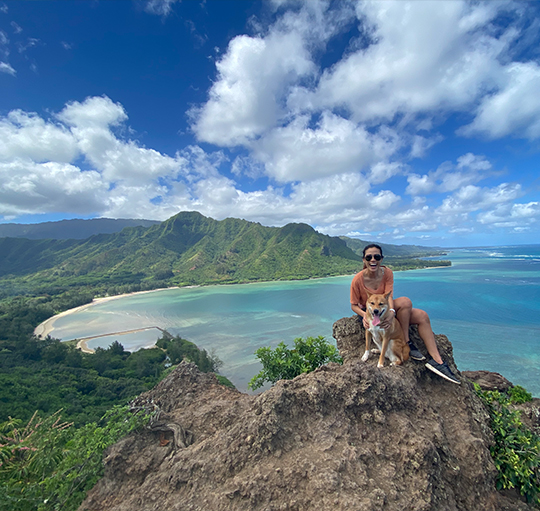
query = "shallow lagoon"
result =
(48, 246, 540, 395)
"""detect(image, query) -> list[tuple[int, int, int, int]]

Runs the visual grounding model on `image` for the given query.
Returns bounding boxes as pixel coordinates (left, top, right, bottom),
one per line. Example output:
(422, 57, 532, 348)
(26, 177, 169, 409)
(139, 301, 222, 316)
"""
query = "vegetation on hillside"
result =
(475, 385, 540, 505)
(0, 327, 226, 425)
(248, 336, 342, 390)
(0, 405, 152, 511)
(0, 213, 364, 296)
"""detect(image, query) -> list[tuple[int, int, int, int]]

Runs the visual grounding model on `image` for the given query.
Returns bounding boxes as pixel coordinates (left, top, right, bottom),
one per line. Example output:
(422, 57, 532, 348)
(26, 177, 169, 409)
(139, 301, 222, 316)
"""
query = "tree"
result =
(248, 336, 342, 390)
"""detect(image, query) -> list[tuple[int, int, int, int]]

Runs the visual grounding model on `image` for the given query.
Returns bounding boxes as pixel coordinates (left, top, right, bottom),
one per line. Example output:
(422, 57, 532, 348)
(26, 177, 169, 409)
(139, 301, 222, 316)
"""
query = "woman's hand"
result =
(380, 309, 395, 330)
(363, 316, 370, 329)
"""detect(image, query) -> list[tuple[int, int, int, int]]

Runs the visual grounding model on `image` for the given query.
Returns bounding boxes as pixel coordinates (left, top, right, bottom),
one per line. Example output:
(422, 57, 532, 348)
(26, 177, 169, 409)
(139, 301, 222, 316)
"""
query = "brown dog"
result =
(361, 291, 410, 367)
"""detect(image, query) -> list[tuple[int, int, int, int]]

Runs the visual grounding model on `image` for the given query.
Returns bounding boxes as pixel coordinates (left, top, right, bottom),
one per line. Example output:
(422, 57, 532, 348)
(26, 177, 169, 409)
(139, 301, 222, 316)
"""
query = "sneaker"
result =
(408, 342, 426, 361)
(425, 359, 461, 384)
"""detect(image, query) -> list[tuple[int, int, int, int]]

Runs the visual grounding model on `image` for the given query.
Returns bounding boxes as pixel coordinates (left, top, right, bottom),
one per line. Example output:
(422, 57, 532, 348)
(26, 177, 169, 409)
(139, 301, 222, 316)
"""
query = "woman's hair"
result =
(362, 243, 383, 258)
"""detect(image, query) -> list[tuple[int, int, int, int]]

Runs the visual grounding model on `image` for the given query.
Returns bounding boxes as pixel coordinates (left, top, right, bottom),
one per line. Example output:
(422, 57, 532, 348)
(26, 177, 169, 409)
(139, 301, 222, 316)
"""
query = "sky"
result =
(1, 0, 540, 248)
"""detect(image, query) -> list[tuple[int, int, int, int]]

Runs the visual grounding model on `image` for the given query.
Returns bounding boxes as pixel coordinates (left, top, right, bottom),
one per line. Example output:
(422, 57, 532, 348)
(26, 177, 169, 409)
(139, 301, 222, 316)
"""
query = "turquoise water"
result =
(49, 245, 540, 395)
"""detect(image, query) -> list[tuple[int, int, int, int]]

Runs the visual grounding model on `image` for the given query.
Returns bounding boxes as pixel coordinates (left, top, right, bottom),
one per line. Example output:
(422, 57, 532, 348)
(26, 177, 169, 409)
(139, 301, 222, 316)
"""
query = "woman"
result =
(350, 243, 460, 384)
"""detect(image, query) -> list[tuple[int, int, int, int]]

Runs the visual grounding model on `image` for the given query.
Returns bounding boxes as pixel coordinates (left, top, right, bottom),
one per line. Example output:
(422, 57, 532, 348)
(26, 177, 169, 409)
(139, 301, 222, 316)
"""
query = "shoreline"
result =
(34, 286, 180, 339)
(34, 264, 449, 343)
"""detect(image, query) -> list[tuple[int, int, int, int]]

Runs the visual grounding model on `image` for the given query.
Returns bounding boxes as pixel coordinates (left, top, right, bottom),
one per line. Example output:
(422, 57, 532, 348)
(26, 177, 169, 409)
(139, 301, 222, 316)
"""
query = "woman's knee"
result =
(395, 296, 412, 311)
(412, 308, 430, 325)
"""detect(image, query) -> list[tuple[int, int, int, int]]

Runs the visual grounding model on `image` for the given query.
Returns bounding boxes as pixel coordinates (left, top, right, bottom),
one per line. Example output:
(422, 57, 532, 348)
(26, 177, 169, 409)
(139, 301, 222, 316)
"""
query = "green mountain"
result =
(0, 212, 363, 293)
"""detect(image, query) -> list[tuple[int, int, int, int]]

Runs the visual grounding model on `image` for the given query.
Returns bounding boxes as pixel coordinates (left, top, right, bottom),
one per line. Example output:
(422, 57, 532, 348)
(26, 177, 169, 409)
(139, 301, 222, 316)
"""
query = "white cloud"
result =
(436, 183, 522, 223)
(406, 153, 493, 196)
(290, 0, 507, 124)
(58, 96, 185, 183)
(11, 21, 22, 34)
(252, 112, 402, 182)
(459, 62, 540, 140)
(0, 110, 78, 162)
(144, 0, 180, 17)
(58, 96, 128, 129)
(0, 97, 188, 218)
(368, 162, 403, 185)
(0, 61, 15, 75)
(192, 30, 315, 146)
(0, 160, 106, 216)
(477, 201, 540, 227)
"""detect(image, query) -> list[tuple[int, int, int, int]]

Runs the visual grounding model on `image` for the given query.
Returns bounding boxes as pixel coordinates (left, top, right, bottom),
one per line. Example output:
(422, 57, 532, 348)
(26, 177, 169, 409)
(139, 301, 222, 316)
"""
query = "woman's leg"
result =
(409, 307, 443, 364)
(394, 297, 443, 364)
(394, 297, 412, 343)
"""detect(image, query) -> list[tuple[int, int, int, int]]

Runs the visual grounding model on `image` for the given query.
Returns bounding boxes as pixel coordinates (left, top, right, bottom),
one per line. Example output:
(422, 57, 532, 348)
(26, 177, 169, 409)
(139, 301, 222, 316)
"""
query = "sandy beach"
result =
(34, 286, 179, 340)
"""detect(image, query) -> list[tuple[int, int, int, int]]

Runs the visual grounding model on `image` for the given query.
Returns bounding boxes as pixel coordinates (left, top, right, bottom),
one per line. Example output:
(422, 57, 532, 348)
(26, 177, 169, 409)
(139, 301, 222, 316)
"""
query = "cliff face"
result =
(78, 318, 534, 511)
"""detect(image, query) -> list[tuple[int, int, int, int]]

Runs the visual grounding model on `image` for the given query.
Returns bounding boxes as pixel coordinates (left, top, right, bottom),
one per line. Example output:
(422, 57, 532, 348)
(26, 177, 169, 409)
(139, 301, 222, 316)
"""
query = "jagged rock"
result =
(78, 319, 534, 511)
(461, 370, 514, 392)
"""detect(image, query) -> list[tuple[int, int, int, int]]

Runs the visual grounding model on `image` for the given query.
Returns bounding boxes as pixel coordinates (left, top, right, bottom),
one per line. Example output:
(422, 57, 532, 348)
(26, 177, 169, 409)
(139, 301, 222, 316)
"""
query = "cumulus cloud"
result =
(406, 153, 493, 196)
(459, 62, 540, 140)
(290, 0, 507, 124)
(0, 160, 107, 216)
(192, 30, 316, 146)
(0, 97, 187, 219)
(57, 96, 185, 183)
(251, 112, 402, 182)
(0, 110, 78, 162)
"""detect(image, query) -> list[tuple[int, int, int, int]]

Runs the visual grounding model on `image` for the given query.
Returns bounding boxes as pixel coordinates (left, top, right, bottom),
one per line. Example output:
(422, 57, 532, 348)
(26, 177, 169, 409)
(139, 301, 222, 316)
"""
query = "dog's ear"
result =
(384, 291, 392, 300)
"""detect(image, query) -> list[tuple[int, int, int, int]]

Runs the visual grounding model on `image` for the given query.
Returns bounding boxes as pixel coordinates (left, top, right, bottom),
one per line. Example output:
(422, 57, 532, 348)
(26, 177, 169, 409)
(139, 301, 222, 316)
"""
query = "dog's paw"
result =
(371, 348, 380, 354)
(377, 362, 385, 368)
(361, 351, 370, 362)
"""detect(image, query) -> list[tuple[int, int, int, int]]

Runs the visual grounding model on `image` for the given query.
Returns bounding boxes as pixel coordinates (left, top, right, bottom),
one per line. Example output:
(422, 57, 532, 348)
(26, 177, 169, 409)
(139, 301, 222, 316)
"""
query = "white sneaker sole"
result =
(425, 363, 461, 384)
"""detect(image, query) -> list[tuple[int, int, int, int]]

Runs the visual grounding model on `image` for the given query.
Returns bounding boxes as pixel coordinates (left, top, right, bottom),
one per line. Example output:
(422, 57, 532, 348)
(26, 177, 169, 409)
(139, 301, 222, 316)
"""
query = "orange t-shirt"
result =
(350, 266, 394, 308)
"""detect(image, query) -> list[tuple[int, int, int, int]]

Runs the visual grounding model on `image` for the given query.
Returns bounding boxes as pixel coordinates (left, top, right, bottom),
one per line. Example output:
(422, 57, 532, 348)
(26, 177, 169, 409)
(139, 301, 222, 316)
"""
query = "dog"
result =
(361, 291, 410, 367)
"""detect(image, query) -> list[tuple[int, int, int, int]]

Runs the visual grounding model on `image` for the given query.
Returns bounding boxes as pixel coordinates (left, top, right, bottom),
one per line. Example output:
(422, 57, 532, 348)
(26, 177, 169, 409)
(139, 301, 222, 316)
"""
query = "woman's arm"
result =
(351, 303, 369, 329)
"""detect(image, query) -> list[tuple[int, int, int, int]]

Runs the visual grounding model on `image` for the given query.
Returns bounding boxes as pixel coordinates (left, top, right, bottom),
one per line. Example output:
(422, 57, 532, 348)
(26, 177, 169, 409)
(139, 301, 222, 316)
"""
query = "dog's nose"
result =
(374, 309, 379, 315)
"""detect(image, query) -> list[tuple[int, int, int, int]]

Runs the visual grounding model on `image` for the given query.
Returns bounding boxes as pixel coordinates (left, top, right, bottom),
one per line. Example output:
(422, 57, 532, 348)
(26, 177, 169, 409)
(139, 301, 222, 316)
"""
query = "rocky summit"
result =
(78, 318, 534, 511)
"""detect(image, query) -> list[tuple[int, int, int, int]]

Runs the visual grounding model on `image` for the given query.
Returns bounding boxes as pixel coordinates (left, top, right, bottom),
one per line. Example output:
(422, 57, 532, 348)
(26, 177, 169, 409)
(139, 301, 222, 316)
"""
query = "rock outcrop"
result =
(78, 317, 534, 511)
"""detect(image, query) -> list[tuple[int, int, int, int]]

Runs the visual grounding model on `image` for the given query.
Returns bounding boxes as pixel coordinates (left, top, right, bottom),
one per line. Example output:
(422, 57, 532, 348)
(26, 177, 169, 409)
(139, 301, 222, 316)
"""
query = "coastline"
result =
(34, 286, 180, 339)
(33, 264, 448, 344)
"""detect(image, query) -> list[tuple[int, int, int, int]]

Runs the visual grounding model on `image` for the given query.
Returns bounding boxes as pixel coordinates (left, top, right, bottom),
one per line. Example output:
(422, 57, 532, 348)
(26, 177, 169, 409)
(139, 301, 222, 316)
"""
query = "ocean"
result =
(46, 245, 540, 395)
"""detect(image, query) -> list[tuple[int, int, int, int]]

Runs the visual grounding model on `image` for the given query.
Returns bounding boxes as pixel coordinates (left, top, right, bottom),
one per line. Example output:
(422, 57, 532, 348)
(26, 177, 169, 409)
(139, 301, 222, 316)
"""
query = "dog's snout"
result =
(374, 309, 379, 315)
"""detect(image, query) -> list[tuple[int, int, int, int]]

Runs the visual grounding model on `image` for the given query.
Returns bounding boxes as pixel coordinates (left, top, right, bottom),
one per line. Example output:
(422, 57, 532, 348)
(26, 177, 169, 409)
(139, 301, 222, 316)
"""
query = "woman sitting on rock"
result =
(350, 243, 460, 384)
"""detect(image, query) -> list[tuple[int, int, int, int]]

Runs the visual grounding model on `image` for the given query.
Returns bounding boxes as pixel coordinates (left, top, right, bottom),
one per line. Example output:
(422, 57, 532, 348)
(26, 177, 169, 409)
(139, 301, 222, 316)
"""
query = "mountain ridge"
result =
(0, 212, 450, 300)
(0, 212, 363, 292)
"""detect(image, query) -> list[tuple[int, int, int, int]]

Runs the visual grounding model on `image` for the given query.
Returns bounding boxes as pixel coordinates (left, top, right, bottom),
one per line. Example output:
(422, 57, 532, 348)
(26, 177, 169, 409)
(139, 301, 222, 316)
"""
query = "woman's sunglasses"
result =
(364, 254, 382, 261)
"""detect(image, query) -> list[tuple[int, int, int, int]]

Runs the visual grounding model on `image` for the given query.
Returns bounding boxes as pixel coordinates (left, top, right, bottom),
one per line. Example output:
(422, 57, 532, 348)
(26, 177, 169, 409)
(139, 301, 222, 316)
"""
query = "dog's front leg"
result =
(361, 329, 371, 362)
(378, 334, 390, 368)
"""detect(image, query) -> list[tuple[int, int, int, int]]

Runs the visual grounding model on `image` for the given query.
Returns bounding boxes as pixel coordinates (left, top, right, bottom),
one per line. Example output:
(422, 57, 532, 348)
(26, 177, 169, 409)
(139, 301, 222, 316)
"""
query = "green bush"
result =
(0, 405, 152, 511)
(508, 385, 533, 404)
(248, 336, 342, 390)
(475, 385, 540, 505)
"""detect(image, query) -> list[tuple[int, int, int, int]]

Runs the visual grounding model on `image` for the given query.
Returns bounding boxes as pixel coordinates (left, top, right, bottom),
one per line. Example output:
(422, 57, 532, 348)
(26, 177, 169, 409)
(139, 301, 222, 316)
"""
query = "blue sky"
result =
(1, 0, 540, 247)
